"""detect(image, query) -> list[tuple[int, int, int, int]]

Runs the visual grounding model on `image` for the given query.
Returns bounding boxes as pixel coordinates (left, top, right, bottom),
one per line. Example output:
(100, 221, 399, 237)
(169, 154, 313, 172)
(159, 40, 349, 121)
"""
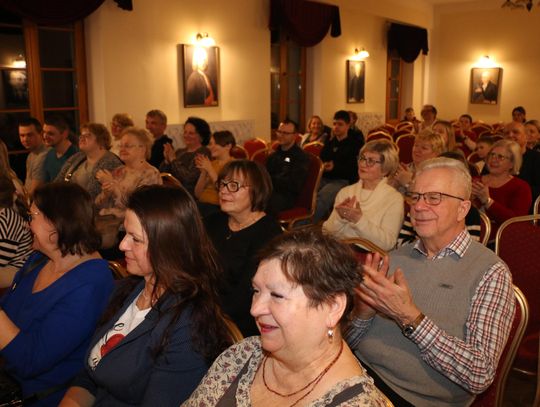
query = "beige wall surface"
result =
(431, 3, 540, 123)
(85, 0, 271, 138)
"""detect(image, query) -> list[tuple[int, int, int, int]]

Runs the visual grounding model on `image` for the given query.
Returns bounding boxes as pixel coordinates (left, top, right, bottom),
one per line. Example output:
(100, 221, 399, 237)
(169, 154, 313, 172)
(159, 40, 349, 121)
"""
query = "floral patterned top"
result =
(183, 336, 392, 407)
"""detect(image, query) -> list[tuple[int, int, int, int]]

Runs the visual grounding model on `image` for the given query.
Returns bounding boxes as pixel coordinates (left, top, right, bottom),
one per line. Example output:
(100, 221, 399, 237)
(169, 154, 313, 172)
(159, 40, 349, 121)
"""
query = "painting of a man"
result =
(347, 61, 365, 103)
(183, 45, 219, 107)
(471, 68, 501, 105)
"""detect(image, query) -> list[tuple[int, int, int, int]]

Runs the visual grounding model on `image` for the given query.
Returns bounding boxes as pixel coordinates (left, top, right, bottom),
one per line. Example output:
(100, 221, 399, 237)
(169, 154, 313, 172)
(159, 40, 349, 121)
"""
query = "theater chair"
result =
(302, 141, 324, 157)
(396, 133, 415, 164)
(230, 145, 248, 159)
(251, 147, 270, 166)
(160, 172, 182, 187)
(340, 237, 387, 264)
(366, 131, 393, 143)
(243, 138, 267, 158)
(479, 211, 491, 247)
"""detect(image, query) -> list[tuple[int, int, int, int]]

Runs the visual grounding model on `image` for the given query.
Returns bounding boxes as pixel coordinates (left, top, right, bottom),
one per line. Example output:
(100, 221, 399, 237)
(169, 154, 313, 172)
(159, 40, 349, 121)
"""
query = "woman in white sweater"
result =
(323, 139, 404, 251)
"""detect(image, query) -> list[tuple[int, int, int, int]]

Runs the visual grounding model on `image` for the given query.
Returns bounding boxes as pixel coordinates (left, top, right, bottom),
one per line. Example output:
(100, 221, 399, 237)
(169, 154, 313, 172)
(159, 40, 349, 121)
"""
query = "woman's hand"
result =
(393, 163, 413, 188)
(163, 143, 176, 163)
(194, 154, 212, 173)
(335, 196, 362, 223)
(96, 169, 113, 185)
(471, 179, 490, 206)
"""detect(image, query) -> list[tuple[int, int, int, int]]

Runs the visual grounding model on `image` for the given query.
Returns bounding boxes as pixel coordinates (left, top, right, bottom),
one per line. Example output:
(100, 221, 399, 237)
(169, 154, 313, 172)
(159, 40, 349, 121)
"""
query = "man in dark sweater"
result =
(312, 110, 362, 223)
(145, 109, 172, 168)
(266, 119, 309, 215)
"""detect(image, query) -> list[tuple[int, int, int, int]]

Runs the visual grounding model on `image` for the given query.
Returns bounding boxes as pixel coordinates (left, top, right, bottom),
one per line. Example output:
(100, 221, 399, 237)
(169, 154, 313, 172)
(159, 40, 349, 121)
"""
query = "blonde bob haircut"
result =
(415, 130, 448, 156)
(415, 157, 472, 200)
(360, 139, 399, 177)
(120, 127, 153, 160)
(489, 139, 522, 175)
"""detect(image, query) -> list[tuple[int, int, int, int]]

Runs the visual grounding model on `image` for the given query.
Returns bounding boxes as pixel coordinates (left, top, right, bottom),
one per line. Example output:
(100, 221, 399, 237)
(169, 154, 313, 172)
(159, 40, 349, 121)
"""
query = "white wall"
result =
(430, 1, 540, 122)
(85, 0, 271, 138)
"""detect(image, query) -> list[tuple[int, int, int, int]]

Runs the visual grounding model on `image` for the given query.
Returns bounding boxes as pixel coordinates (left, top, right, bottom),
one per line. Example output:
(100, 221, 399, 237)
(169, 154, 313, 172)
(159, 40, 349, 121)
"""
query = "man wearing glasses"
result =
(266, 119, 309, 214)
(347, 157, 514, 406)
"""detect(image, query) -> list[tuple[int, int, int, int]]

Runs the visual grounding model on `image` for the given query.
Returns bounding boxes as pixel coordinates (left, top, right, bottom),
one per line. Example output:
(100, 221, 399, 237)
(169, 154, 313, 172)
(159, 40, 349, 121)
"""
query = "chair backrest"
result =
(495, 214, 540, 374)
(380, 123, 396, 135)
(468, 151, 482, 164)
(302, 141, 324, 157)
(479, 211, 491, 246)
(366, 131, 393, 142)
(251, 147, 270, 166)
(230, 145, 248, 159)
(395, 133, 415, 164)
(243, 138, 267, 158)
(341, 237, 387, 264)
(534, 194, 540, 216)
(471, 123, 493, 137)
(108, 260, 129, 279)
(277, 154, 323, 228)
(160, 172, 182, 187)
(393, 129, 414, 141)
(396, 121, 414, 132)
(470, 286, 529, 407)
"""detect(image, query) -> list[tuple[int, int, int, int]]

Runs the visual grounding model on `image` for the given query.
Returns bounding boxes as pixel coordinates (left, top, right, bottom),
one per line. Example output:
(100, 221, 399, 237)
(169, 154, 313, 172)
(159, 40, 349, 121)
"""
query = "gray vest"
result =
(356, 240, 503, 407)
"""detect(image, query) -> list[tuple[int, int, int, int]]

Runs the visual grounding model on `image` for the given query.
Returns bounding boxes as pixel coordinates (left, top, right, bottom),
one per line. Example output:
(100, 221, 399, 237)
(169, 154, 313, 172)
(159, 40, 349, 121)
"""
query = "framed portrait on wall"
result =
(346, 60, 365, 103)
(182, 44, 219, 108)
(470, 67, 502, 105)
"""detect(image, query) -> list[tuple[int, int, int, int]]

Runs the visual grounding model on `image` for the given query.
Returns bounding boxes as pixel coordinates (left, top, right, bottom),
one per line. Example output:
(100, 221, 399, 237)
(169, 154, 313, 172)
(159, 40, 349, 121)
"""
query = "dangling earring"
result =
(327, 328, 334, 343)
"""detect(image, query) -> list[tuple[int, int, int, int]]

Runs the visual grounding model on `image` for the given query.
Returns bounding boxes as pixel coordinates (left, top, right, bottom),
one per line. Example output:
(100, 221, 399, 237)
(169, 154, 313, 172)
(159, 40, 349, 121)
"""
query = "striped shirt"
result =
(347, 230, 515, 394)
(0, 207, 33, 268)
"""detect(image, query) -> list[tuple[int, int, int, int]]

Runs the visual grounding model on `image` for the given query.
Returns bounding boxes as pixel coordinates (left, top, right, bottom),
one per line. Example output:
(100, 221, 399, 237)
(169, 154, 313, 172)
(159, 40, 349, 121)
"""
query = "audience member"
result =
(42, 115, 78, 182)
(323, 139, 403, 251)
(0, 175, 32, 288)
(433, 120, 457, 151)
(301, 115, 329, 146)
(504, 121, 540, 207)
(95, 127, 161, 219)
(458, 113, 473, 133)
(390, 131, 446, 192)
(0, 140, 25, 200)
(205, 160, 282, 337)
(402, 107, 421, 133)
(60, 185, 232, 406)
(160, 116, 211, 195)
(348, 110, 365, 146)
(146, 109, 173, 168)
(525, 119, 540, 151)
(0, 183, 114, 406)
(455, 114, 478, 155)
(313, 110, 363, 223)
(472, 139, 532, 240)
(512, 105, 526, 123)
(474, 134, 497, 173)
(18, 117, 48, 196)
(185, 230, 390, 406)
(56, 123, 122, 200)
(266, 119, 309, 215)
(109, 113, 134, 156)
(419, 104, 437, 132)
(194, 130, 235, 217)
(347, 157, 515, 406)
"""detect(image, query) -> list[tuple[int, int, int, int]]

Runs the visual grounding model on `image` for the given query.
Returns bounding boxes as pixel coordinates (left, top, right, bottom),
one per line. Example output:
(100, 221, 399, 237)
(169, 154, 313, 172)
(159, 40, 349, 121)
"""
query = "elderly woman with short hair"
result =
(109, 113, 134, 155)
(183, 230, 390, 406)
(472, 139, 532, 240)
(323, 139, 404, 251)
(56, 123, 123, 199)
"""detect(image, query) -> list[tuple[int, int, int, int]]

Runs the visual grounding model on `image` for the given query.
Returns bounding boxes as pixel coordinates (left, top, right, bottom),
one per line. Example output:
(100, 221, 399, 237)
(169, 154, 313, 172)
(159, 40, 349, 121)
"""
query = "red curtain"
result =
(270, 0, 341, 47)
(0, 0, 132, 24)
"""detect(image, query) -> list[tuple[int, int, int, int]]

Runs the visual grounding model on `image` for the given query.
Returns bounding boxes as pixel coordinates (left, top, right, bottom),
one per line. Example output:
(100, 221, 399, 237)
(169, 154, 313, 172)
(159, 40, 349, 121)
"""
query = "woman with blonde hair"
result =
(301, 115, 329, 146)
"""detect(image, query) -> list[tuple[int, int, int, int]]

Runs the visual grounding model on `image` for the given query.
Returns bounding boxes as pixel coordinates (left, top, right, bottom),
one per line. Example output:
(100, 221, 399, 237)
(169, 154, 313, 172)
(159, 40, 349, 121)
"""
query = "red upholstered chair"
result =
(393, 129, 414, 141)
(495, 214, 540, 382)
(108, 260, 129, 279)
(302, 141, 324, 157)
(396, 121, 414, 132)
(471, 122, 493, 138)
(243, 138, 267, 158)
(251, 147, 270, 166)
(270, 140, 280, 151)
(470, 286, 529, 407)
(479, 211, 491, 247)
(534, 195, 540, 216)
(395, 133, 415, 164)
(380, 123, 396, 135)
(366, 131, 393, 143)
(230, 145, 248, 159)
(340, 237, 387, 265)
(277, 154, 323, 229)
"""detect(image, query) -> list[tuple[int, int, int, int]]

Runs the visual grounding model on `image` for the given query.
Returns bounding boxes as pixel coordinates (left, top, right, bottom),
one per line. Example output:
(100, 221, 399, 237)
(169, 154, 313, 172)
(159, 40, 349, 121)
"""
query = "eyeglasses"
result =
(119, 144, 143, 149)
(216, 179, 249, 193)
(79, 133, 93, 139)
(404, 191, 465, 206)
(358, 155, 382, 167)
(487, 152, 511, 161)
(276, 130, 296, 136)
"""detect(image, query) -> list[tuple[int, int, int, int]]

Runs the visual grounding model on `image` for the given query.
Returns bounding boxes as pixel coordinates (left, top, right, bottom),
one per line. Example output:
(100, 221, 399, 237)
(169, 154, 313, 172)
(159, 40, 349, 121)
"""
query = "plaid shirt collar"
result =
(413, 229, 471, 260)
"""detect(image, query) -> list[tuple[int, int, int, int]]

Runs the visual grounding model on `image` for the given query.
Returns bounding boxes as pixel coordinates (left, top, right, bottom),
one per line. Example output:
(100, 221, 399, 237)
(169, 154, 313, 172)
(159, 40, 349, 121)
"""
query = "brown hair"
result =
(0, 175, 15, 208)
(112, 113, 134, 129)
(213, 130, 236, 148)
(218, 160, 272, 212)
(258, 229, 362, 325)
(81, 122, 112, 150)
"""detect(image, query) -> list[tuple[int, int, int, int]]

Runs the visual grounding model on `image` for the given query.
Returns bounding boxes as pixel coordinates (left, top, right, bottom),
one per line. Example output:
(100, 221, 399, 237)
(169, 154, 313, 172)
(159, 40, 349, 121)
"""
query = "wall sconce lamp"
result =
(12, 54, 26, 68)
(354, 47, 370, 60)
(477, 55, 497, 68)
(194, 32, 215, 47)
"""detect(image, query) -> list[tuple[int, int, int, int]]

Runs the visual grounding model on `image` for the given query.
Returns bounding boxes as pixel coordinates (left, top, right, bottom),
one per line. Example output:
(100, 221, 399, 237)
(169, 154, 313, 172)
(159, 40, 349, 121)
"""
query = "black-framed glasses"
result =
(216, 179, 249, 193)
(358, 154, 382, 167)
(276, 130, 295, 136)
(487, 152, 510, 161)
(404, 191, 465, 206)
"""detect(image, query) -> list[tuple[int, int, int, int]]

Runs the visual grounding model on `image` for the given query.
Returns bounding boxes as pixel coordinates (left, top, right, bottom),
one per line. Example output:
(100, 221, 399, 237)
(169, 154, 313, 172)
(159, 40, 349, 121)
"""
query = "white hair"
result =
(415, 157, 472, 199)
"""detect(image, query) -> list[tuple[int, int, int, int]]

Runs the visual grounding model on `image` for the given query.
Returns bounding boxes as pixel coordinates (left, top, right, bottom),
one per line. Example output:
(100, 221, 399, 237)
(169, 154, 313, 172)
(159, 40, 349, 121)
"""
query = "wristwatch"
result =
(401, 313, 425, 337)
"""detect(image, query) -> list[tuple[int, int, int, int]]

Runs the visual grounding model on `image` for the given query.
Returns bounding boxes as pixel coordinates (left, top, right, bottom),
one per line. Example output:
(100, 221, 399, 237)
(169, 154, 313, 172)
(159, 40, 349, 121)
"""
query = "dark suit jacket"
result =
(72, 281, 208, 406)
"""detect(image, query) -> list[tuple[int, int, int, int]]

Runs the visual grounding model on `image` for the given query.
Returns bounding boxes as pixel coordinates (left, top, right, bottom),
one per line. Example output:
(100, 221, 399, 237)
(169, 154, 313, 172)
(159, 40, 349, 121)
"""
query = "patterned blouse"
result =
(183, 336, 391, 407)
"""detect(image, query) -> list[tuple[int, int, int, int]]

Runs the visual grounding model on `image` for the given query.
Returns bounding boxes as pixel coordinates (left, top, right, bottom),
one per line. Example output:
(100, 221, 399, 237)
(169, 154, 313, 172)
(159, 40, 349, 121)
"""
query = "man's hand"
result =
(353, 253, 388, 320)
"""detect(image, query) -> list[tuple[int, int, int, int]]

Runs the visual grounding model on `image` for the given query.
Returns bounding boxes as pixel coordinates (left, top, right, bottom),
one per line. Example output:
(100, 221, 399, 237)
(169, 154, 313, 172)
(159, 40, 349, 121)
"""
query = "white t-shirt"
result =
(88, 293, 151, 369)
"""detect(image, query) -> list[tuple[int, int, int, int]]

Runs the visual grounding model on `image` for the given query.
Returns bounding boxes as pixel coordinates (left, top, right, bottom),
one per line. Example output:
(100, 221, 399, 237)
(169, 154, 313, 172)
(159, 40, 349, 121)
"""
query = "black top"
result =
(265, 144, 310, 213)
(519, 148, 540, 210)
(149, 135, 173, 168)
(205, 212, 282, 337)
(320, 134, 362, 184)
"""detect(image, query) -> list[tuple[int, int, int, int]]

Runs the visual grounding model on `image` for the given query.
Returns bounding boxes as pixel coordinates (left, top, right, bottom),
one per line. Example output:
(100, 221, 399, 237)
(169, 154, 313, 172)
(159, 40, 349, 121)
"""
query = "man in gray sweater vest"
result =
(347, 157, 515, 407)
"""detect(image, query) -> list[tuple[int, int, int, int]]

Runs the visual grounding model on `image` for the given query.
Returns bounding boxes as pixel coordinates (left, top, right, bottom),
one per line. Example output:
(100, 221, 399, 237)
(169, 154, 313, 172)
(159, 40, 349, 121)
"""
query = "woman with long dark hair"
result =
(60, 185, 232, 406)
